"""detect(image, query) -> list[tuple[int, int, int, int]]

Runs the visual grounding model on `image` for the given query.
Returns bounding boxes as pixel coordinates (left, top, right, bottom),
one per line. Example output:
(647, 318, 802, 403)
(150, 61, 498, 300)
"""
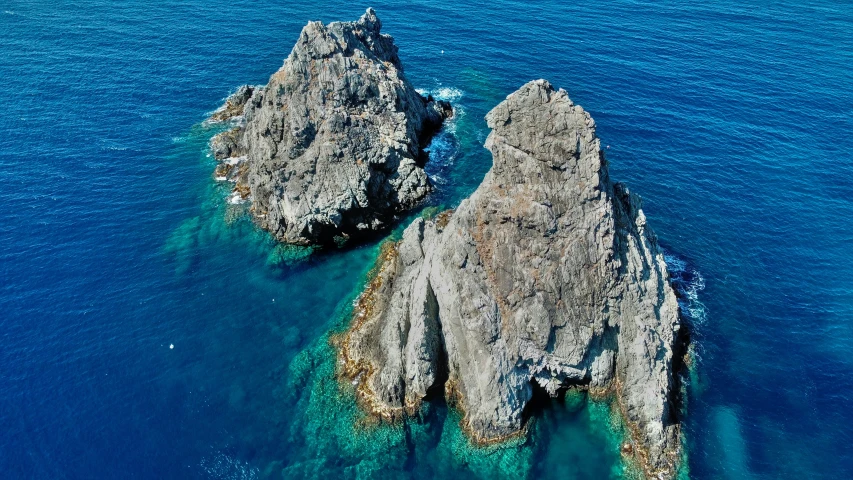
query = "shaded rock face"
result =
(340, 80, 683, 477)
(210, 8, 451, 244)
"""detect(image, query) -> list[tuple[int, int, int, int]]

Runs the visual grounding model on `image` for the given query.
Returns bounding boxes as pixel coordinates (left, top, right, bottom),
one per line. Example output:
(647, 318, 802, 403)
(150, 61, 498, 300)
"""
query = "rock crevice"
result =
(340, 80, 683, 478)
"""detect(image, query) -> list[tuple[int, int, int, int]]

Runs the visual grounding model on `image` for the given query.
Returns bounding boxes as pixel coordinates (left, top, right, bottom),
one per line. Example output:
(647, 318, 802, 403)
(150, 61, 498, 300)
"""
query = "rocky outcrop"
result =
(210, 84, 256, 123)
(209, 8, 451, 244)
(340, 80, 683, 478)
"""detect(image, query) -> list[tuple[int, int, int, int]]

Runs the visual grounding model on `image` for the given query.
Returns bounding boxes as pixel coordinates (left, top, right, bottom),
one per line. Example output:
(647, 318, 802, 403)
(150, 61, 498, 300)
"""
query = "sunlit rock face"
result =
(341, 80, 683, 478)
(209, 8, 451, 245)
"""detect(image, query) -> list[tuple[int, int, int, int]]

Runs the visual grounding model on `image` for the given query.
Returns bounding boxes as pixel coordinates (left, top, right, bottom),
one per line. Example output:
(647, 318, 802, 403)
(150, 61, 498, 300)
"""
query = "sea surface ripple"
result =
(1, 1, 852, 478)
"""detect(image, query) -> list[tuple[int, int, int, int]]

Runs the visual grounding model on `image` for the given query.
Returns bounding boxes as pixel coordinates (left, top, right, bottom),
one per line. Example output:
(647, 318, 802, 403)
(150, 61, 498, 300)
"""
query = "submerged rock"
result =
(340, 80, 684, 478)
(209, 8, 451, 245)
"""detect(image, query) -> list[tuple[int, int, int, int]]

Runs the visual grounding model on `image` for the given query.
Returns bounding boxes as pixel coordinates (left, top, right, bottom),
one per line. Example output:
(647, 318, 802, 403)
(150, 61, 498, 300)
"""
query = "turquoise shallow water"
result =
(1, 1, 852, 478)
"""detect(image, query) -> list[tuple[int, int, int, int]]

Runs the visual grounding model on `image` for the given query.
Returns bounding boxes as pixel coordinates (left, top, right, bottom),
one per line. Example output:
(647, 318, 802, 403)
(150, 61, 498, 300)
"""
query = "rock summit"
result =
(340, 80, 684, 478)
(210, 8, 451, 245)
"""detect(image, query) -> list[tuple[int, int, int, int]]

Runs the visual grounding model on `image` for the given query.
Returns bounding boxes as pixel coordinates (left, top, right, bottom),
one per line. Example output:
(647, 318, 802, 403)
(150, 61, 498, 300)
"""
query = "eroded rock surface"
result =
(340, 80, 683, 478)
(209, 8, 451, 244)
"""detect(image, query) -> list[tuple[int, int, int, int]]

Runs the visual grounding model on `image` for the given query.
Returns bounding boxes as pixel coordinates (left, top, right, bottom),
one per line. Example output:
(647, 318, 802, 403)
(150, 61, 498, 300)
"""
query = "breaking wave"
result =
(416, 86, 464, 103)
(665, 252, 707, 327)
(421, 85, 465, 185)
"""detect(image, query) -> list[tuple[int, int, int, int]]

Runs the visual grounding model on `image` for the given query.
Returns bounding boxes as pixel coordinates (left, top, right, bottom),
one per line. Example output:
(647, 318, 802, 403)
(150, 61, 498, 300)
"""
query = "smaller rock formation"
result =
(210, 85, 255, 123)
(339, 80, 685, 478)
(209, 8, 451, 245)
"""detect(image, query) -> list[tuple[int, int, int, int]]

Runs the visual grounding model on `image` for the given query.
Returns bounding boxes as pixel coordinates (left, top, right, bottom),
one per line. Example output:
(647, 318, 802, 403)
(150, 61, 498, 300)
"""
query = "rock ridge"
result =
(339, 80, 684, 478)
(209, 8, 451, 245)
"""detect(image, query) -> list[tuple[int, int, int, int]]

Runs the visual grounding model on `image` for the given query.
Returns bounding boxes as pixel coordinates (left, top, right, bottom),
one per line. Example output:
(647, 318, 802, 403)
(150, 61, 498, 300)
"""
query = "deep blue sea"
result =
(2, 1, 852, 478)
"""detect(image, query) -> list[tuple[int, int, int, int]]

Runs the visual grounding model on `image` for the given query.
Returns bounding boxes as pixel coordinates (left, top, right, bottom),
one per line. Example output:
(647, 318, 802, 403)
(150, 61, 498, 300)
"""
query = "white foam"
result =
(664, 252, 708, 326)
(420, 85, 464, 178)
(225, 156, 246, 166)
(433, 87, 463, 102)
(664, 254, 687, 274)
(427, 133, 458, 165)
(203, 114, 245, 127)
(439, 104, 464, 136)
(227, 192, 246, 205)
(428, 174, 448, 185)
(417, 85, 464, 103)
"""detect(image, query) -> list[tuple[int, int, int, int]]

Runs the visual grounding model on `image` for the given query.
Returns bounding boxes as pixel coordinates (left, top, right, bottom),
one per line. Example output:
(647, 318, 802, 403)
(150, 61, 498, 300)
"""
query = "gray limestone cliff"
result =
(209, 8, 451, 244)
(339, 80, 684, 478)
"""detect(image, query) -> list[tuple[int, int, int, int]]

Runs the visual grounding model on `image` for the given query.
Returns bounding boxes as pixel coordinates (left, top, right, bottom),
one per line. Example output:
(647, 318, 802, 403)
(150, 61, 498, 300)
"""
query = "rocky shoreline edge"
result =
(203, 9, 690, 479)
(335, 80, 690, 479)
(334, 233, 690, 479)
(207, 8, 451, 246)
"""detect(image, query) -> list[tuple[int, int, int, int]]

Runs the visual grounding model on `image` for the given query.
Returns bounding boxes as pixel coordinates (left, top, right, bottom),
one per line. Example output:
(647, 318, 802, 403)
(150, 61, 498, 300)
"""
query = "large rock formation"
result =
(340, 80, 684, 477)
(210, 8, 451, 244)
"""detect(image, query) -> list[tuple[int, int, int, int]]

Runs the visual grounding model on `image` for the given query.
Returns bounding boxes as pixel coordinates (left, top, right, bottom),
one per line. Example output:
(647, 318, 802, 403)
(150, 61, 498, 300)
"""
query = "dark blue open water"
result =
(2, 1, 852, 478)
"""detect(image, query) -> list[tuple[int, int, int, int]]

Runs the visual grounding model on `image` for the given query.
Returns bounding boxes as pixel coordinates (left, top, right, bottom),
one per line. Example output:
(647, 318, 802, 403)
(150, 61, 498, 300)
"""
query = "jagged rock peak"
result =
(208, 8, 452, 245)
(339, 79, 684, 478)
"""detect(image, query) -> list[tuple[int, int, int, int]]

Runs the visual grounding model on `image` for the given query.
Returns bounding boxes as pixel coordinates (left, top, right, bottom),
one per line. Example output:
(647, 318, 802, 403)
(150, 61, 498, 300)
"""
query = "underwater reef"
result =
(207, 9, 686, 479)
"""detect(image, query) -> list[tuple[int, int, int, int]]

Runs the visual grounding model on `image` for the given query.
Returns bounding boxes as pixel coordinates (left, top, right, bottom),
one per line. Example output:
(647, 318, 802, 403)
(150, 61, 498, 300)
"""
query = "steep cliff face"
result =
(340, 80, 683, 477)
(210, 8, 451, 244)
